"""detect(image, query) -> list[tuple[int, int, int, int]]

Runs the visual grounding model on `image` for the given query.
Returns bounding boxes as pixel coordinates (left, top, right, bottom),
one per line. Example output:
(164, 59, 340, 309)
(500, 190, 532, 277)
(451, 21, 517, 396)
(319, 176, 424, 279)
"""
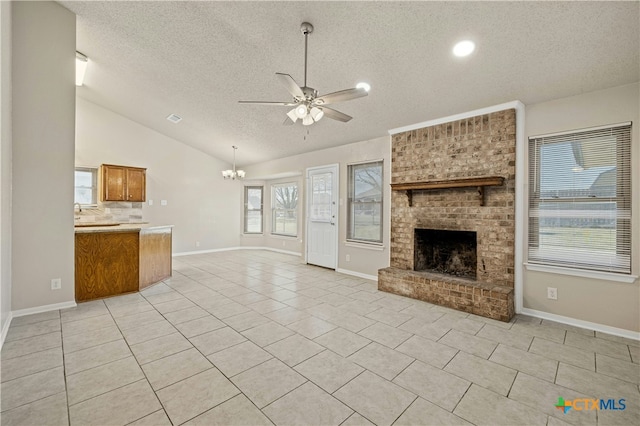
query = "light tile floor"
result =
(1, 250, 639, 425)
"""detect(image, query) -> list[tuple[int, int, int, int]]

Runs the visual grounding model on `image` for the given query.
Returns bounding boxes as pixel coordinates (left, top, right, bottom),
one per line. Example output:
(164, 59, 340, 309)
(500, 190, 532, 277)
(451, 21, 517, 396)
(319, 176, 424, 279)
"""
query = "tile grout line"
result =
(57, 309, 72, 412)
(505, 369, 519, 399)
(328, 369, 380, 424)
(105, 299, 176, 422)
(0, 334, 63, 361)
(390, 357, 417, 382)
(388, 393, 419, 426)
(440, 349, 461, 370)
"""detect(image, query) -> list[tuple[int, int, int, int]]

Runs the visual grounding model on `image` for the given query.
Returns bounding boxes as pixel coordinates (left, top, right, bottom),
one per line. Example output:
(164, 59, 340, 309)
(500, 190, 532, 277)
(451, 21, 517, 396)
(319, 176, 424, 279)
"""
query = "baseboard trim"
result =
(173, 247, 243, 257)
(521, 308, 639, 341)
(241, 246, 302, 257)
(174, 246, 301, 257)
(336, 268, 378, 282)
(12, 301, 77, 318)
(0, 311, 13, 351)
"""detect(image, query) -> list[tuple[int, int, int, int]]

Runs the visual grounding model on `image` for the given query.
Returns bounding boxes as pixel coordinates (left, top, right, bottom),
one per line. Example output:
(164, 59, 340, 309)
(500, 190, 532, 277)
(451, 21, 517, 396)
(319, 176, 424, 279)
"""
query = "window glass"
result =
(348, 161, 383, 243)
(244, 186, 263, 233)
(272, 182, 298, 236)
(528, 124, 631, 274)
(310, 173, 332, 222)
(74, 167, 97, 205)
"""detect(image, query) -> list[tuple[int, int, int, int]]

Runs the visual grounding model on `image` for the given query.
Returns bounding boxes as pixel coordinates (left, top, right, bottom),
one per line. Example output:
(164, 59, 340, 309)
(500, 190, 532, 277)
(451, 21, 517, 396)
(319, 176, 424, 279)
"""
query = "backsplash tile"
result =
(75, 202, 144, 224)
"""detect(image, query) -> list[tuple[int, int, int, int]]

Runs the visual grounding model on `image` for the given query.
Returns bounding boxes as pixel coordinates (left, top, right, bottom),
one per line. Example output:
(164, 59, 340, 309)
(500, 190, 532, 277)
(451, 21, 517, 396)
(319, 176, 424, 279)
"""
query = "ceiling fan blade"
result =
(238, 100, 297, 106)
(315, 87, 367, 105)
(275, 73, 305, 99)
(322, 106, 352, 122)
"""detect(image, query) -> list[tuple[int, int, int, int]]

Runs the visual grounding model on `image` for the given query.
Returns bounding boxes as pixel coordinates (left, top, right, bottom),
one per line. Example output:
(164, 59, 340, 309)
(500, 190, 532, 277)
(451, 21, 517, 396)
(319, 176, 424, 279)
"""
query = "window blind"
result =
(528, 122, 631, 274)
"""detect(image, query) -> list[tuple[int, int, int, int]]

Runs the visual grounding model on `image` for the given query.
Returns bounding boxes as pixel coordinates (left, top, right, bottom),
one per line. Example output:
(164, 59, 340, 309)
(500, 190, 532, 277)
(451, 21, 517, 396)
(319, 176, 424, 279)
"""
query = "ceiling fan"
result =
(239, 22, 368, 125)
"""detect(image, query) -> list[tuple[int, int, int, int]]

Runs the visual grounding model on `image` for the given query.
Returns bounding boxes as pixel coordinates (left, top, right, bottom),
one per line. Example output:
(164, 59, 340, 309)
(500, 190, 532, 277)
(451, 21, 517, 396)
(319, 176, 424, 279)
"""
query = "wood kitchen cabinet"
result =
(75, 231, 140, 301)
(75, 225, 173, 302)
(100, 164, 146, 202)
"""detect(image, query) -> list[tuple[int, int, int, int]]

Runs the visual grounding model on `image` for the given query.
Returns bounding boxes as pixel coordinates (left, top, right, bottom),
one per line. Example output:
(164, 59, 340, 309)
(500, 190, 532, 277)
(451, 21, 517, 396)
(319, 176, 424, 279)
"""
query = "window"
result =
(244, 186, 263, 234)
(348, 161, 383, 243)
(528, 123, 631, 274)
(272, 182, 298, 236)
(74, 167, 98, 206)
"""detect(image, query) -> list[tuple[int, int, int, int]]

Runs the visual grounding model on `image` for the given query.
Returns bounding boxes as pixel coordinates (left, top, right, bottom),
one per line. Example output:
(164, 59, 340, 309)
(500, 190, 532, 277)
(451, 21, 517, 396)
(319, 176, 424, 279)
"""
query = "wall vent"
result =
(166, 114, 182, 124)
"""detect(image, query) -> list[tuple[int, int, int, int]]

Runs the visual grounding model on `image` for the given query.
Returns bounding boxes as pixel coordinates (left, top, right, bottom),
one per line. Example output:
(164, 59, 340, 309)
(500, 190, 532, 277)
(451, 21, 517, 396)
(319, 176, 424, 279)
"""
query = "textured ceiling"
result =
(60, 1, 640, 167)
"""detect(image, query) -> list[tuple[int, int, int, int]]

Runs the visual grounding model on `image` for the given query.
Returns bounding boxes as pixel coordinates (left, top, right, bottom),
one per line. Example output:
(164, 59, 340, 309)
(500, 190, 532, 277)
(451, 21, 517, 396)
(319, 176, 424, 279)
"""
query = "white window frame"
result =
(527, 122, 632, 275)
(271, 182, 298, 237)
(74, 166, 98, 207)
(244, 186, 263, 234)
(347, 160, 384, 245)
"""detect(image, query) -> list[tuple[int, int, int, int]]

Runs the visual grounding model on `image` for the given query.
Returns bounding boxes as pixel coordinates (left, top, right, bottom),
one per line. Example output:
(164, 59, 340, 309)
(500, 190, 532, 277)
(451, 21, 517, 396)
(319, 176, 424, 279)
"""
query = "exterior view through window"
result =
(348, 161, 383, 243)
(244, 186, 263, 233)
(74, 167, 97, 205)
(528, 123, 631, 274)
(272, 182, 298, 236)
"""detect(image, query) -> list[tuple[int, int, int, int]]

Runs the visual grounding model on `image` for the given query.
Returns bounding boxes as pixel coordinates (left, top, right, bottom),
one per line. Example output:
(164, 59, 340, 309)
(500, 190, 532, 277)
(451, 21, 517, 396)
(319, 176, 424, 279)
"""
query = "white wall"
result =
(242, 136, 391, 278)
(523, 83, 640, 332)
(11, 1, 76, 310)
(75, 98, 242, 254)
(0, 0, 12, 339)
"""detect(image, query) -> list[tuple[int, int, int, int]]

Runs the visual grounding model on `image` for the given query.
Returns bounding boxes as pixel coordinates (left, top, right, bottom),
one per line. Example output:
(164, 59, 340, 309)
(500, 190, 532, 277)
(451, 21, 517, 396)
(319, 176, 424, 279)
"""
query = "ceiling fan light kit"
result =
(239, 22, 368, 125)
(310, 107, 324, 121)
(295, 104, 308, 119)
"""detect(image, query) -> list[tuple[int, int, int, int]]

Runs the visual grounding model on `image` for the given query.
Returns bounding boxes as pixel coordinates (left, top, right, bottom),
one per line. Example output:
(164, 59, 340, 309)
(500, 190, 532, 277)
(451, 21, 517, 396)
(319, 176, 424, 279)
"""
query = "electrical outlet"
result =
(51, 278, 61, 290)
(161, 200, 168, 206)
(346, 254, 351, 262)
(547, 287, 558, 300)
(195, 241, 200, 247)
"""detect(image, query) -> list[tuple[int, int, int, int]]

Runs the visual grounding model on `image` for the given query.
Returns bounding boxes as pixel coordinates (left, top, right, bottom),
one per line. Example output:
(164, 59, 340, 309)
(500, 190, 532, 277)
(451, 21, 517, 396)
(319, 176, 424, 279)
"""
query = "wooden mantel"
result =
(391, 176, 504, 206)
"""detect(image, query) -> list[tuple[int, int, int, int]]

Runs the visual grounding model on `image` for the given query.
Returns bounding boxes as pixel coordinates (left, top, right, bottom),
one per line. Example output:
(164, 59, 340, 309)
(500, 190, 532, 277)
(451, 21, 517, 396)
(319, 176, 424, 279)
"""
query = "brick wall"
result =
(380, 109, 516, 321)
(390, 109, 516, 287)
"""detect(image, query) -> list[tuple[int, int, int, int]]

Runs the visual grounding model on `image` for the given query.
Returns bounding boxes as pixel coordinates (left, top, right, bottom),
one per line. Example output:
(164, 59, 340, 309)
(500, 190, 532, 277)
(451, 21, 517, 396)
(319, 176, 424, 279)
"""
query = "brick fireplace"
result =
(378, 109, 516, 321)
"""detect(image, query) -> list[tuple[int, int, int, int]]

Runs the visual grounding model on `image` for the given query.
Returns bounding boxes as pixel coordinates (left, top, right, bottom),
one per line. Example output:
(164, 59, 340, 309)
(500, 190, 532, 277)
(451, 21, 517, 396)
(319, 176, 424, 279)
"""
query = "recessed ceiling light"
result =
(166, 114, 182, 124)
(453, 40, 475, 57)
(356, 82, 371, 92)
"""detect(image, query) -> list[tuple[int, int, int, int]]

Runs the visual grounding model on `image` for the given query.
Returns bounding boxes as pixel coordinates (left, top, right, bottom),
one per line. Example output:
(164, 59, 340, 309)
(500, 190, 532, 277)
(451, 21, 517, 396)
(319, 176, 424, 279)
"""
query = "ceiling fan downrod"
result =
(300, 22, 313, 89)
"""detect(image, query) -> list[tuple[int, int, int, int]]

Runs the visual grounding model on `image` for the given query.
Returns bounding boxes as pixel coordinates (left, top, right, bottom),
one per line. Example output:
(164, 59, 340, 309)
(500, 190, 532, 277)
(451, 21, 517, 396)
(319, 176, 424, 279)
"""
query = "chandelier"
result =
(221, 146, 245, 180)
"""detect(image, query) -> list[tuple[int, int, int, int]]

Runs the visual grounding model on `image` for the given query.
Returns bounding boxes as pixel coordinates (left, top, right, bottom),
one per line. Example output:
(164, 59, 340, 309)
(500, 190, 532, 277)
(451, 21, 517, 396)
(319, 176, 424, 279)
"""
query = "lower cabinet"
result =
(140, 227, 173, 290)
(75, 227, 172, 302)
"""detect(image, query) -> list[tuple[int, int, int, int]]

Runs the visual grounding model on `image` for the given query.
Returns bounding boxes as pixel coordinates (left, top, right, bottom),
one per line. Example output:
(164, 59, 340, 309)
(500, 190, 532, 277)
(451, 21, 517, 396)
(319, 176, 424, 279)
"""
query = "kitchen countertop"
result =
(74, 223, 174, 233)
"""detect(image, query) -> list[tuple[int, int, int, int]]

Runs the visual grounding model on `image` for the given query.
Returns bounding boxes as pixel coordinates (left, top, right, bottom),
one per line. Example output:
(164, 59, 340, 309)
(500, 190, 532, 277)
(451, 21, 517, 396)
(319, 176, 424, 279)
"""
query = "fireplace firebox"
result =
(414, 229, 477, 279)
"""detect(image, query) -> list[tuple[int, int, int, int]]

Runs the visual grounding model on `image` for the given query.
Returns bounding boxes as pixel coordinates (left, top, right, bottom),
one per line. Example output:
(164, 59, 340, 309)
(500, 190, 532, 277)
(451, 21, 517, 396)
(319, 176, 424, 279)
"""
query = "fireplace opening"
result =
(414, 229, 477, 279)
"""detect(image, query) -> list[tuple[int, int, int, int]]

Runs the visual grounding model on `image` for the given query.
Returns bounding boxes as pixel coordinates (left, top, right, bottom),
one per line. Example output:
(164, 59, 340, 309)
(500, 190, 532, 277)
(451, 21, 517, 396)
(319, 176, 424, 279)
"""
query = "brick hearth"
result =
(379, 109, 516, 322)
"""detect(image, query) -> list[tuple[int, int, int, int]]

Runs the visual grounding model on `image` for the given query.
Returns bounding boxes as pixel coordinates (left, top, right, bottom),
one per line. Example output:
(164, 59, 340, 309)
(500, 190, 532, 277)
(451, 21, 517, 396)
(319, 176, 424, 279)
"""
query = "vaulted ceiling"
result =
(60, 1, 639, 166)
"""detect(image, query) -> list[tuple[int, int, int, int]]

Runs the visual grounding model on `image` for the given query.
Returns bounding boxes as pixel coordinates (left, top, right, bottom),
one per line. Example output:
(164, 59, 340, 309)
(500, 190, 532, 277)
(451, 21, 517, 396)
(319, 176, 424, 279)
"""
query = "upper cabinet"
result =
(100, 164, 146, 202)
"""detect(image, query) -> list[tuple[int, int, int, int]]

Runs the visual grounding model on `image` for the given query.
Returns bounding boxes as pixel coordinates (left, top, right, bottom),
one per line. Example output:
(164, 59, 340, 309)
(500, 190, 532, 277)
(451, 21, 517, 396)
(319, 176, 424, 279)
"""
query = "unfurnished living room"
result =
(0, 1, 639, 425)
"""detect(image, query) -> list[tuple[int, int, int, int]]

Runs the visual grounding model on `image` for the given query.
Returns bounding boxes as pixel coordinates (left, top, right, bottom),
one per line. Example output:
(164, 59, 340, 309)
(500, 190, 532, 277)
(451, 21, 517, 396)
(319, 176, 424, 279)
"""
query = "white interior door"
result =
(306, 165, 338, 269)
